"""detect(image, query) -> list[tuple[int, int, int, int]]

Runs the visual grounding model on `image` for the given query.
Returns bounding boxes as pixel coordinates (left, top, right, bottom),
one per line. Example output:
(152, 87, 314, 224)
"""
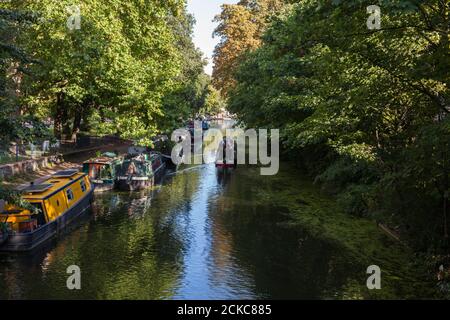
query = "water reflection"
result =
(0, 160, 436, 299)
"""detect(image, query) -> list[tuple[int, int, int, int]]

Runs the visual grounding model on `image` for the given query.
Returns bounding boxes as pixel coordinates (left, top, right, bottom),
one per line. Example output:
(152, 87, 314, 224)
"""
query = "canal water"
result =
(0, 122, 438, 299)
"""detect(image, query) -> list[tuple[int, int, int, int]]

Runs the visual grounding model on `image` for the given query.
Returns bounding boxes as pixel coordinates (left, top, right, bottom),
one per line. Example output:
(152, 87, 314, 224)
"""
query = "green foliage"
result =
(22, 0, 183, 141)
(212, 0, 289, 95)
(201, 85, 226, 116)
(0, 6, 44, 147)
(0, 185, 39, 214)
(160, 11, 216, 133)
(225, 0, 450, 250)
(1, 1, 212, 147)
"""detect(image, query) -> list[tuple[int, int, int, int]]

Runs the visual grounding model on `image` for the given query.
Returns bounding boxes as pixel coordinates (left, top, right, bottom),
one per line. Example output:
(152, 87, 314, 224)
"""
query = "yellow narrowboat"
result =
(0, 170, 94, 252)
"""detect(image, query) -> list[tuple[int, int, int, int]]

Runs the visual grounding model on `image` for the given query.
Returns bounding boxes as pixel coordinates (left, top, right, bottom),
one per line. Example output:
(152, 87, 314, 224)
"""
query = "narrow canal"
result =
(0, 125, 438, 299)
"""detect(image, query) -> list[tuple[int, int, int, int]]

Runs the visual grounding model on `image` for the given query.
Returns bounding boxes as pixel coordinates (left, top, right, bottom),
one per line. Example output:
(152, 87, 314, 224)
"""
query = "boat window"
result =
(30, 203, 47, 226)
(80, 180, 87, 192)
(100, 165, 113, 179)
(66, 189, 74, 201)
(119, 160, 147, 177)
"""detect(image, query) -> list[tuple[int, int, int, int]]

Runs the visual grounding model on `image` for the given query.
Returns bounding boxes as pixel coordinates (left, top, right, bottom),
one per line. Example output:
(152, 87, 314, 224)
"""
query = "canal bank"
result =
(1, 143, 131, 189)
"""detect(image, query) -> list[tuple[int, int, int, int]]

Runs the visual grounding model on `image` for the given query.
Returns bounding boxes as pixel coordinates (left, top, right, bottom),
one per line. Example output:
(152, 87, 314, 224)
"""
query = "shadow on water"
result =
(203, 166, 360, 299)
(0, 161, 437, 299)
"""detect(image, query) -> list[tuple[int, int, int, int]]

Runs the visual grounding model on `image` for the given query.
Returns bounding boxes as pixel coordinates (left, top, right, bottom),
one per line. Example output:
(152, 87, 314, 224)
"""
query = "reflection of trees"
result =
(208, 197, 233, 271)
(0, 263, 25, 299)
(207, 167, 358, 299)
(207, 171, 257, 296)
(0, 214, 91, 299)
(75, 170, 202, 299)
(0, 169, 201, 299)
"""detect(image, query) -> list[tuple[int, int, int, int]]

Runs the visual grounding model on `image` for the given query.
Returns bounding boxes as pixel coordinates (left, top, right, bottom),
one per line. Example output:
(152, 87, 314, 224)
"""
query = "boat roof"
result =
(124, 153, 160, 163)
(52, 170, 78, 178)
(22, 184, 53, 193)
(21, 171, 86, 201)
(84, 156, 116, 165)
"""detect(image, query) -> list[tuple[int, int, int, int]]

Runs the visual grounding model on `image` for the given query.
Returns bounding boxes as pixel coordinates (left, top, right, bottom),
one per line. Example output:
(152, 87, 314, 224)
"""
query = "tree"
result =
(160, 9, 209, 132)
(201, 85, 226, 116)
(13, 0, 185, 145)
(226, 0, 450, 248)
(212, 0, 287, 96)
(0, 6, 51, 148)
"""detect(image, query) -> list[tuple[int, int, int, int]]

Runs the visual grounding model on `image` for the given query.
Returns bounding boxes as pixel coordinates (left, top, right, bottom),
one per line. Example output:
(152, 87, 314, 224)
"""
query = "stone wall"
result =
(0, 154, 63, 180)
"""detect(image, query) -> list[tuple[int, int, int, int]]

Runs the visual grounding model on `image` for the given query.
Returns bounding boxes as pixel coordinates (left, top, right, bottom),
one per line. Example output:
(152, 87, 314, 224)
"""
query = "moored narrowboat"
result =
(215, 137, 237, 170)
(0, 170, 94, 252)
(83, 152, 122, 192)
(149, 153, 166, 180)
(116, 153, 166, 191)
(215, 161, 236, 170)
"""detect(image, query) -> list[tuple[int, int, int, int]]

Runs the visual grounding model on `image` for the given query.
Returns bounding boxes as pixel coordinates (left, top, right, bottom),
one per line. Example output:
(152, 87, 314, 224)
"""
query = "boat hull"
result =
(0, 232, 7, 246)
(92, 180, 115, 193)
(0, 188, 94, 252)
(215, 163, 236, 170)
(116, 162, 166, 191)
(162, 155, 179, 171)
(116, 177, 154, 191)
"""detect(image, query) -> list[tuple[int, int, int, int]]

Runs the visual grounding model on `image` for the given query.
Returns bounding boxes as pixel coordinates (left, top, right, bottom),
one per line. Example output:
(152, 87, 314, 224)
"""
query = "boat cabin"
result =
(83, 154, 121, 184)
(118, 156, 154, 178)
(0, 170, 92, 234)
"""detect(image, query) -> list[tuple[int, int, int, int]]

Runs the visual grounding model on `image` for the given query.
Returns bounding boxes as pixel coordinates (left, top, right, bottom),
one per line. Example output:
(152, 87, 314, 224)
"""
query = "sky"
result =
(187, 0, 239, 75)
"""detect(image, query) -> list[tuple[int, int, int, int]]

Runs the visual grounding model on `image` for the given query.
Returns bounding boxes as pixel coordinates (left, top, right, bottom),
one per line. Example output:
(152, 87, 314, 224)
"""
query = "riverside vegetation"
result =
(1, 0, 450, 298)
(212, 0, 450, 293)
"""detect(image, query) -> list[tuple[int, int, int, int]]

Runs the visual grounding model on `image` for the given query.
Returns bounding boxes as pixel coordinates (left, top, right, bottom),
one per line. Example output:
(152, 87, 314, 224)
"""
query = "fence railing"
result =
(0, 142, 58, 165)
(0, 135, 130, 165)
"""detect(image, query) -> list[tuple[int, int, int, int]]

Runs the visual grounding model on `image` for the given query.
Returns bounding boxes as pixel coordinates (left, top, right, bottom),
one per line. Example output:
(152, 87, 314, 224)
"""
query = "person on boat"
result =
(218, 136, 237, 168)
(127, 161, 137, 175)
(223, 136, 228, 156)
(102, 165, 113, 179)
(91, 165, 98, 179)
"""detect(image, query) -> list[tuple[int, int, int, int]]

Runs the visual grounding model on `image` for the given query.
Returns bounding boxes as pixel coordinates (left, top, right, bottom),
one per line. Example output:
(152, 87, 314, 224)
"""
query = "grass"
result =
(0, 155, 27, 165)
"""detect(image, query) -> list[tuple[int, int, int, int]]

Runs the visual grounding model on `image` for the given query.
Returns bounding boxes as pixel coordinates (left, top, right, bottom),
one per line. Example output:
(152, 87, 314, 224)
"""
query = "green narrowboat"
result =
(116, 152, 166, 191)
(83, 152, 123, 192)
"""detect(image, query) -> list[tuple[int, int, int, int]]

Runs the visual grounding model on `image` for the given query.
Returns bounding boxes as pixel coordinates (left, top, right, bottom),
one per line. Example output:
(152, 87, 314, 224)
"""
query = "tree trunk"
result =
(443, 167, 449, 243)
(444, 193, 448, 240)
(63, 111, 72, 140)
(442, 145, 449, 246)
(54, 92, 65, 139)
(71, 104, 84, 141)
